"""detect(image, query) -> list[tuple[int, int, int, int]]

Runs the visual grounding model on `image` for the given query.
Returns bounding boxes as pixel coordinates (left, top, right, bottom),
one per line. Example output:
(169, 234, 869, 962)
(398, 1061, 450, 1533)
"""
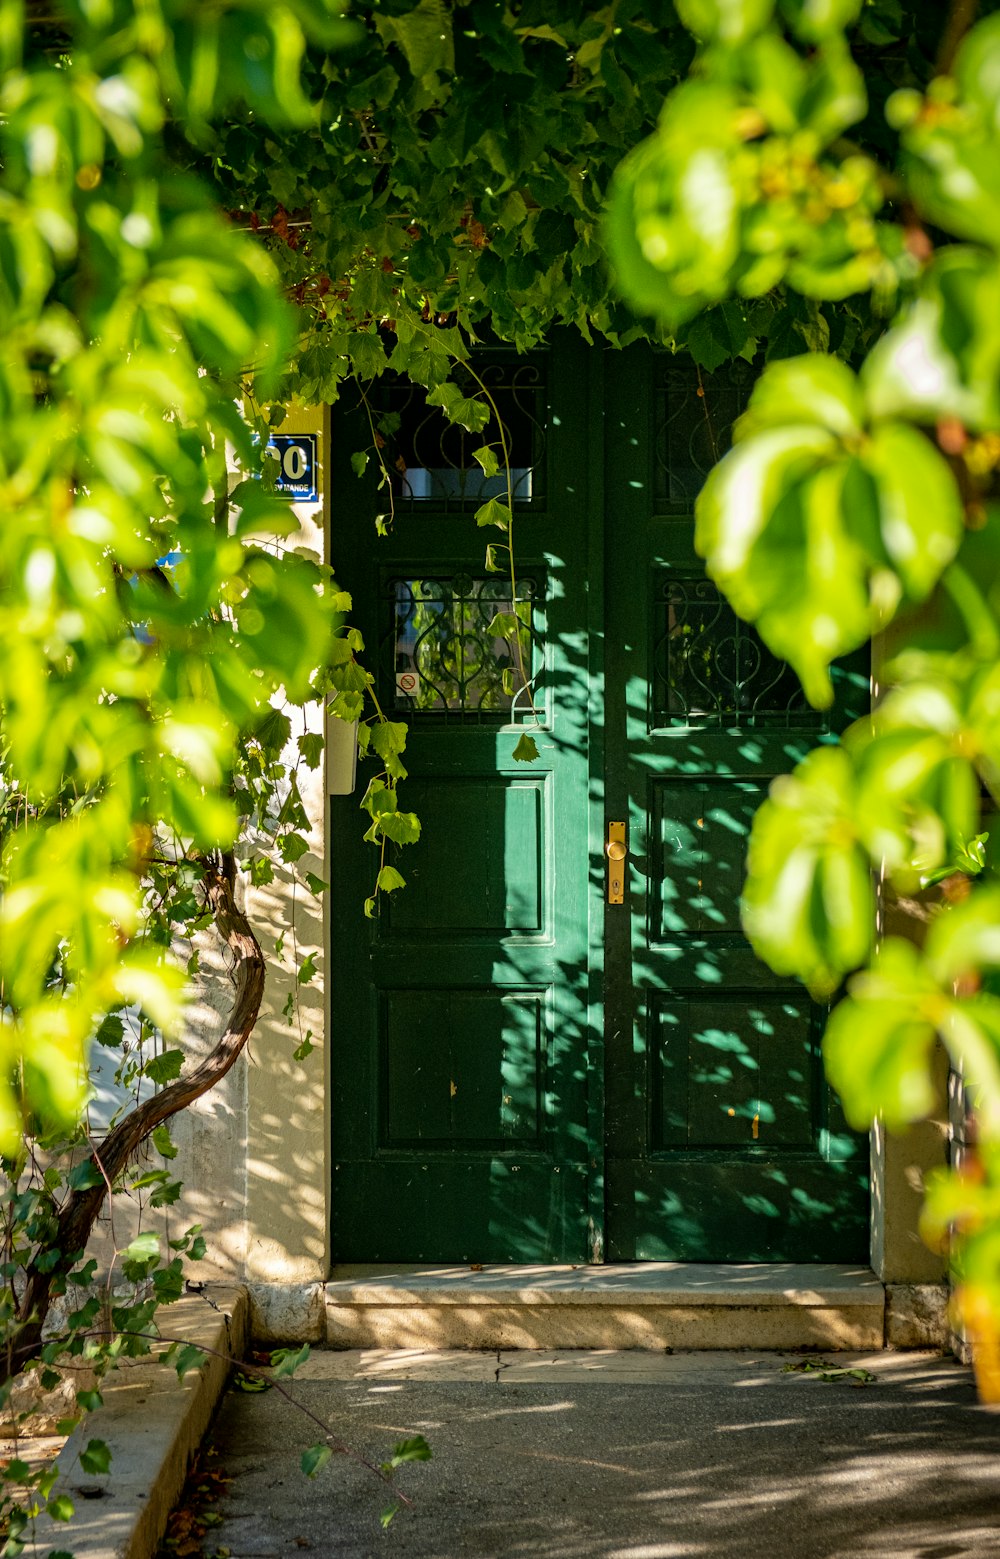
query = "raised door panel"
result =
(385, 777, 545, 937)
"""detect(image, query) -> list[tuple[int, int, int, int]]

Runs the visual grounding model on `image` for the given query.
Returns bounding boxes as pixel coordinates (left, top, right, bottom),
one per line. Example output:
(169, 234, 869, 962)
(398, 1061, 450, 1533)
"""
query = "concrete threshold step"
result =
(325, 1263, 885, 1352)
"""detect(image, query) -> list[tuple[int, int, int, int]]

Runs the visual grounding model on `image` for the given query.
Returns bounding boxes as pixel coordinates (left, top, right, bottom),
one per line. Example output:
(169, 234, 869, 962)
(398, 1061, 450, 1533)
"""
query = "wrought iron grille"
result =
(654, 356, 758, 513)
(653, 575, 820, 727)
(370, 356, 547, 512)
(385, 574, 542, 720)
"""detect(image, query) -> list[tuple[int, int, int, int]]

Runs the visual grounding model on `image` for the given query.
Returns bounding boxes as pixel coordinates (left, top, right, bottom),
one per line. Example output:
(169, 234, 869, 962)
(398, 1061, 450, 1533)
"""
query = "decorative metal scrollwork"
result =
(654, 357, 757, 512)
(372, 356, 547, 511)
(654, 576, 818, 727)
(386, 575, 542, 720)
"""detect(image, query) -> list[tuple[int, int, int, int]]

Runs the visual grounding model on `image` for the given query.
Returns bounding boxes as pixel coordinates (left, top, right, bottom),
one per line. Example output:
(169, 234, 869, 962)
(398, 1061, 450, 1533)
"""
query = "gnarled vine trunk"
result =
(9, 857, 265, 1380)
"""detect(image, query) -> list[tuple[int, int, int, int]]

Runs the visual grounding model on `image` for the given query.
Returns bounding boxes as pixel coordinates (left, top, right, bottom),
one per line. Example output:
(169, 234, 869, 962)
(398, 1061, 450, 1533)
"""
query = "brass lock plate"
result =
(607, 821, 627, 905)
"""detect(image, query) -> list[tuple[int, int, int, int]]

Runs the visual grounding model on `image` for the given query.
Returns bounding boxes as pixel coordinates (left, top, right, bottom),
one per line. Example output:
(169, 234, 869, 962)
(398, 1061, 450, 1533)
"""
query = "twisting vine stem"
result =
(937, 0, 980, 72)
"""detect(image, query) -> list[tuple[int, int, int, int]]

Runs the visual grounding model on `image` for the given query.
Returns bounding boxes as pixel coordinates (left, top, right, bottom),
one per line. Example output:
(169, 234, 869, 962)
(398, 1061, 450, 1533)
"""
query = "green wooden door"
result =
(329, 336, 602, 1263)
(602, 347, 869, 1261)
(328, 338, 869, 1265)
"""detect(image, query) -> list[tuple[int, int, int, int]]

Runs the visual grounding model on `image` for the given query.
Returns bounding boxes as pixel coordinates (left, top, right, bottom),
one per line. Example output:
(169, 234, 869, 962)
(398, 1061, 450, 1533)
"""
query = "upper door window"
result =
(368, 354, 548, 511)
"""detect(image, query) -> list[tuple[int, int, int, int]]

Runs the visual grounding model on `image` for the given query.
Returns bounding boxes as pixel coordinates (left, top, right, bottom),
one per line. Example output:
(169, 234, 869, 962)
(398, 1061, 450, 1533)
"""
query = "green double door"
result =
(329, 336, 869, 1266)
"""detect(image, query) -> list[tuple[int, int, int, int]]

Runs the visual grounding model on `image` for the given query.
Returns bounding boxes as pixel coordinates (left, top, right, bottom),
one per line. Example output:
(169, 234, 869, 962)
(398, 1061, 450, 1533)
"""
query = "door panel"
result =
(329, 338, 597, 1263)
(653, 991, 819, 1150)
(652, 778, 765, 938)
(387, 777, 545, 936)
(381, 987, 547, 1147)
(329, 339, 870, 1266)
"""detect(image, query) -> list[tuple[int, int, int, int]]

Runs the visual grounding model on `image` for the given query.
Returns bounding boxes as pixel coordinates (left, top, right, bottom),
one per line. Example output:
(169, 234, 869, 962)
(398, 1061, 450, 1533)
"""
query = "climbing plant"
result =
(8, 6, 1000, 1530)
(608, 0, 1000, 1370)
(0, 0, 364, 1542)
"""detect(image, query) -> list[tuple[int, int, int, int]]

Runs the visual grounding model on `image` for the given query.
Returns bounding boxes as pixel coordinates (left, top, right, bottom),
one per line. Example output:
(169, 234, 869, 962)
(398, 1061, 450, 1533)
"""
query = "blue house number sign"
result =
(266, 434, 319, 502)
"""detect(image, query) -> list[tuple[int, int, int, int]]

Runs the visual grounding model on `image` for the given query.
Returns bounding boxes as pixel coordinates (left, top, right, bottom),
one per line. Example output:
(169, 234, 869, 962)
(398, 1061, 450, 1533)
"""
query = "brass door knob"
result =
(606, 840, 627, 862)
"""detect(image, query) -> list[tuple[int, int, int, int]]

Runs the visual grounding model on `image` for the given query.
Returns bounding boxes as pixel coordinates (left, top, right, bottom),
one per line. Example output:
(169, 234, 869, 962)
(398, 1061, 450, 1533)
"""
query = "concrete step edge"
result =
(324, 1264, 886, 1310)
(33, 1283, 248, 1559)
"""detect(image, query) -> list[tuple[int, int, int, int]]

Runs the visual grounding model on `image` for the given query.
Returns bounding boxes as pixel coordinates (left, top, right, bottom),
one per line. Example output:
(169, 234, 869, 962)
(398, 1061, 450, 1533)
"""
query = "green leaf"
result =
(475, 499, 511, 531)
(360, 777, 398, 819)
(298, 732, 324, 769)
(373, 0, 454, 80)
(271, 1343, 310, 1377)
(695, 354, 961, 707)
(152, 1123, 178, 1160)
(75, 1390, 103, 1413)
(144, 1049, 184, 1085)
(683, 302, 756, 371)
(862, 250, 1000, 431)
(233, 1370, 271, 1392)
(149, 1178, 182, 1208)
(255, 708, 293, 759)
(124, 1232, 160, 1265)
(925, 886, 1000, 986)
(94, 1014, 125, 1048)
(823, 939, 942, 1129)
(79, 1439, 112, 1476)
(378, 811, 421, 845)
(512, 734, 540, 763)
(778, 0, 863, 39)
(675, 0, 774, 43)
(858, 425, 963, 600)
(351, 449, 370, 478)
(67, 1160, 105, 1191)
(280, 832, 310, 864)
(742, 745, 874, 997)
(472, 446, 499, 478)
(46, 1495, 75, 1522)
(171, 1344, 205, 1380)
(300, 1442, 333, 1478)
(605, 82, 743, 329)
(247, 855, 275, 886)
(425, 380, 489, 433)
(376, 865, 406, 893)
(903, 19, 1000, 250)
(696, 425, 864, 707)
(389, 1434, 432, 1466)
(738, 355, 864, 440)
(370, 721, 408, 761)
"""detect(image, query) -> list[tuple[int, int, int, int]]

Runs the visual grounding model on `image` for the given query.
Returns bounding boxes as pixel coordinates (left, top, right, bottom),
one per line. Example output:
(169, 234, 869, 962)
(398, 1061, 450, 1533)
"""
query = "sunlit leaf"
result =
(301, 1443, 333, 1478)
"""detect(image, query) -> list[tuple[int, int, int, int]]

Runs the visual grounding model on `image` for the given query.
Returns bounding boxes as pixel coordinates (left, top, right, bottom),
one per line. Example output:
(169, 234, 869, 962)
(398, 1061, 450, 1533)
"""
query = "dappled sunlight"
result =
(207, 1351, 1000, 1559)
(324, 337, 873, 1274)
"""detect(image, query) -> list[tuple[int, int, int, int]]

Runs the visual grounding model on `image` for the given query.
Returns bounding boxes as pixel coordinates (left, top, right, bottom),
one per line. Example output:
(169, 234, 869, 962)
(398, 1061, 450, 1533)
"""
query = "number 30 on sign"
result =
(266, 434, 319, 502)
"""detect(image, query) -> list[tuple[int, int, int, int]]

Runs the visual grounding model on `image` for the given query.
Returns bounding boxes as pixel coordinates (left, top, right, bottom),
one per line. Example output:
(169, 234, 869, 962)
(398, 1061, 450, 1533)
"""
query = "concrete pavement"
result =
(205, 1348, 1000, 1559)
